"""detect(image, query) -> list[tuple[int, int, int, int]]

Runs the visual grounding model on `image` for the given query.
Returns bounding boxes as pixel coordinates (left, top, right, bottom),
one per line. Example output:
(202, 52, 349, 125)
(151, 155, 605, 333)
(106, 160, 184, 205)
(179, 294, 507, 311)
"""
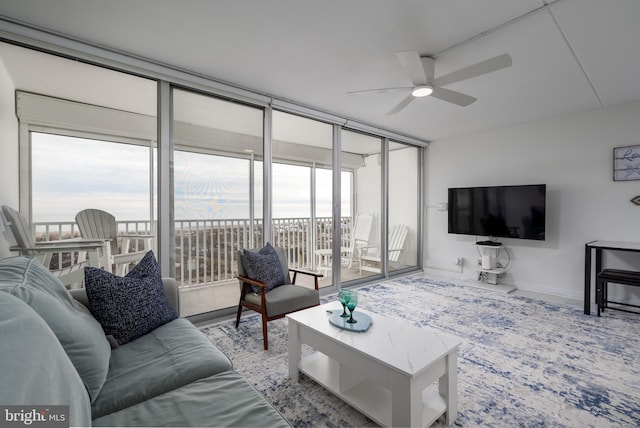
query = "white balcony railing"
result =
(34, 216, 351, 288)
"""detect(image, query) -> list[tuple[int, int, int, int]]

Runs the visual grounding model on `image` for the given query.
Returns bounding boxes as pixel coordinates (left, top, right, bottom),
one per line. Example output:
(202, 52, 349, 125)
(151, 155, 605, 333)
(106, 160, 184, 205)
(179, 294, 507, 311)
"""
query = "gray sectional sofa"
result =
(0, 256, 290, 427)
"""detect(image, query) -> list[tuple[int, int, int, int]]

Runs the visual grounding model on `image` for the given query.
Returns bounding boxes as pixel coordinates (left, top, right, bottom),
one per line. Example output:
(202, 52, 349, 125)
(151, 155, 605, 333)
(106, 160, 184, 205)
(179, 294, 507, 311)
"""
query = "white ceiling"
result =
(0, 0, 639, 142)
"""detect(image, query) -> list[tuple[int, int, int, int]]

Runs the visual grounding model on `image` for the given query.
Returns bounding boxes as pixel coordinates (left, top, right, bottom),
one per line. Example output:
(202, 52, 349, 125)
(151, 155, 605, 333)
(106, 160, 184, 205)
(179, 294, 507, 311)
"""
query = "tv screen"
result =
(448, 184, 546, 241)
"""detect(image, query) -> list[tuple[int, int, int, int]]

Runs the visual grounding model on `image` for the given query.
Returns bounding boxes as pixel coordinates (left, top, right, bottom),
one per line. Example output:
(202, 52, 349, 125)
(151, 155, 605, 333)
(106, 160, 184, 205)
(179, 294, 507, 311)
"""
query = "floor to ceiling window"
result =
(341, 130, 382, 281)
(172, 88, 264, 316)
(313, 165, 353, 287)
(272, 111, 337, 288)
(8, 40, 157, 274)
(387, 142, 420, 272)
(29, 131, 156, 274)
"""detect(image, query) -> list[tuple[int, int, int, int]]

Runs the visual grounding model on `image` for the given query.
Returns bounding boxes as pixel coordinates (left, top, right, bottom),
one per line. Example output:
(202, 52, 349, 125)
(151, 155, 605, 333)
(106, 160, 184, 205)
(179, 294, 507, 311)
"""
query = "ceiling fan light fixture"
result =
(411, 85, 433, 97)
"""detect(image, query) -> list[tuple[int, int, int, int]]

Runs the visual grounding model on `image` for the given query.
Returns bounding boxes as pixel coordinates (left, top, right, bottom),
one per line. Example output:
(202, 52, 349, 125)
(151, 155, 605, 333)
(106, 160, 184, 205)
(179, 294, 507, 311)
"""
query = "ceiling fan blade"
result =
(347, 87, 412, 95)
(431, 53, 512, 87)
(421, 57, 435, 81)
(387, 94, 415, 115)
(431, 87, 477, 106)
(396, 51, 428, 86)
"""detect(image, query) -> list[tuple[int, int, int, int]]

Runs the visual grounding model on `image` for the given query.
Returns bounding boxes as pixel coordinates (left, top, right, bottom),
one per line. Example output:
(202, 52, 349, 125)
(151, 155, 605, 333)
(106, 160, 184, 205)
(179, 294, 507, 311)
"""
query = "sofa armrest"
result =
(162, 277, 180, 316)
(69, 277, 181, 316)
(69, 287, 90, 308)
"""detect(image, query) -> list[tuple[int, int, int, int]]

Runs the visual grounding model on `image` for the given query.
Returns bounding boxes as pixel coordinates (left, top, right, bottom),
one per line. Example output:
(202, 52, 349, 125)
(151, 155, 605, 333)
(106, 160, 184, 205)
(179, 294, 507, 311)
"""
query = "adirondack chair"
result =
(2, 205, 106, 287)
(315, 212, 374, 274)
(75, 208, 151, 275)
(359, 224, 409, 274)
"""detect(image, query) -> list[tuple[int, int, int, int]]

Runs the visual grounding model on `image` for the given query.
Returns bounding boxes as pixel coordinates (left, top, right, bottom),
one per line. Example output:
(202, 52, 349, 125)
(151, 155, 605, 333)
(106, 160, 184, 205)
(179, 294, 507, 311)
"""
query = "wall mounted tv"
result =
(448, 184, 546, 241)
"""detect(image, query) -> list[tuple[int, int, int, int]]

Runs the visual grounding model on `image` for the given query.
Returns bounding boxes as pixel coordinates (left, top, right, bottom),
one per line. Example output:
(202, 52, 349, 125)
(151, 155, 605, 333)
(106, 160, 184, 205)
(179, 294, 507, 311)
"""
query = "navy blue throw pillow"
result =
(242, 243, 285, 294)
(84, 250, 178, 345)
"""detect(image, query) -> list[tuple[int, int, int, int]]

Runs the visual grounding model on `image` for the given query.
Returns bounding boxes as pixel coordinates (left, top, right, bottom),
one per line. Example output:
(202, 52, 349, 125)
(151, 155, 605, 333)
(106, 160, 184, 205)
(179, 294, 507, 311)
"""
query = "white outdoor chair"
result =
(360, 224, 409, 274)
(2, 205, 106, 287)
(75, 208, 151, 275)
(315, 212, 374, 273)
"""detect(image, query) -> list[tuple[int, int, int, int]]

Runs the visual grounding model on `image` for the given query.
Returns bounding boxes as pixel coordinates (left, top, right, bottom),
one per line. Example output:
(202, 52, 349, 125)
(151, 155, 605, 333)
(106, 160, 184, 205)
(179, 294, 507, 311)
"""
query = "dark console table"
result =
(584, 240, 640, 314)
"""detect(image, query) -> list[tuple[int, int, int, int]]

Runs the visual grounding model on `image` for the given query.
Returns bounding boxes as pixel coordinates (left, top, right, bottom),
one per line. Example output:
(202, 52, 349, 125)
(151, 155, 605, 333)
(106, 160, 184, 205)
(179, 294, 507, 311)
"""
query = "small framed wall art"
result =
(613, 145, 640, 181)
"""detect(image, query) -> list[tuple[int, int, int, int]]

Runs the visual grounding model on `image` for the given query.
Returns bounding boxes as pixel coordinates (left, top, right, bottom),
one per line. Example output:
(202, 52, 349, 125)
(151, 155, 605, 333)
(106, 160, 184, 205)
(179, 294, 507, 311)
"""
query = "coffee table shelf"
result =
(299, 352, 447, 427)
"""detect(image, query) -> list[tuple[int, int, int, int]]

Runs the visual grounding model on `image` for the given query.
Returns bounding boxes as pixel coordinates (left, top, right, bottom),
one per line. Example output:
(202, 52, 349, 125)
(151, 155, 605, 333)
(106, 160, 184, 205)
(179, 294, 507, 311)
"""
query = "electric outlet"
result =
(454, 257, 463, 266)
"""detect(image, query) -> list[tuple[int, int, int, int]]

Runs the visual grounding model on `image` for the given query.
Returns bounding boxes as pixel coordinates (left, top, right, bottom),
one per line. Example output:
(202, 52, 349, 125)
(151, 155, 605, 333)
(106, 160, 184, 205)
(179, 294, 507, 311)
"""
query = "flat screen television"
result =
(448, 184, 546, 241)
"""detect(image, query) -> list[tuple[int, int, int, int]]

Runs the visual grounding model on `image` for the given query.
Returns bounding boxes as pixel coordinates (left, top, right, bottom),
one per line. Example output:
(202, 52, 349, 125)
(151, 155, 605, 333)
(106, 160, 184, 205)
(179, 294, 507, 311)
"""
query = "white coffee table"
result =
(287, 302, 462, 427)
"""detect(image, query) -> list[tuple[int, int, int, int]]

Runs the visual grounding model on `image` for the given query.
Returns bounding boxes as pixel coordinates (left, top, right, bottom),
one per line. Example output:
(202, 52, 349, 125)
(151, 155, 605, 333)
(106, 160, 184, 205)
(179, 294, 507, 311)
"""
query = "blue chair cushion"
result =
(241, 243, 285, 294)
(84, 251, 178, 346)
(244, 283, 319, 317)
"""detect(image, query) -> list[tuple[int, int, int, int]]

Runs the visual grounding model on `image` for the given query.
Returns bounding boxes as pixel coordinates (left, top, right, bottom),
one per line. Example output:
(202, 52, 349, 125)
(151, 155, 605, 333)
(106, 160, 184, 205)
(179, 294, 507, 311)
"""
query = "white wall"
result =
(426, 100, 640, 301)
(0, 57, 18, 258)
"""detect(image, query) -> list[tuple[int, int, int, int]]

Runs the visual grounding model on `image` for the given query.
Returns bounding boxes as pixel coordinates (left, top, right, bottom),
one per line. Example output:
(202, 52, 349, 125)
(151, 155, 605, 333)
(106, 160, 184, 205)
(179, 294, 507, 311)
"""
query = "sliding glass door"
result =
(388, 142, 419, 272)
(341, 130, 382, 281)
(272, 111, 335, 288)
(13, 42, 157, 274)
(172, 89, 263, 316)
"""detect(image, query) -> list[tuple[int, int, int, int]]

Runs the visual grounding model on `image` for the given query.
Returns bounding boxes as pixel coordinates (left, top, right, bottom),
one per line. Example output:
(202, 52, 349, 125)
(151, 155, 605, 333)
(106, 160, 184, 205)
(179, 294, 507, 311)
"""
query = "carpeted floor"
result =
(200, 275, 640, 427)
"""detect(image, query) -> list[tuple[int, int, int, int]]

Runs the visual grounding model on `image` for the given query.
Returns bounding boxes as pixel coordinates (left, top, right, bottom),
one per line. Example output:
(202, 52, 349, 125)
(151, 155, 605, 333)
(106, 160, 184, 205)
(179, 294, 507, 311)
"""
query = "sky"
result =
(32, 133, 349, 223)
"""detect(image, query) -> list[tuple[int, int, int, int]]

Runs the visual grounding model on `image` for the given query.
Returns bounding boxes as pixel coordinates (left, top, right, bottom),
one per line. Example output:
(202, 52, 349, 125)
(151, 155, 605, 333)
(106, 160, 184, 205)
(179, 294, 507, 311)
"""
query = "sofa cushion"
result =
(0, 256, 111, 403)
(92, 371, 290, 428)
(84, 251, 178, 345)
(90, 317, 233, 419)
(242, 243, 285, 293)
(0, 291, 93, 427)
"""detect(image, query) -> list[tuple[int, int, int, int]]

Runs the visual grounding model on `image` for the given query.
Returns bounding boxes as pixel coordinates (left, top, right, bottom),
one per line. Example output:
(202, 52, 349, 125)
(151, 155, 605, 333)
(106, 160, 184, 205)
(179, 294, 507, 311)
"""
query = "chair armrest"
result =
(288, 268, 323, 291)
(359, 244, 380, 251)
(289, 268, 324, 278)
(40, 238, 108, 246)
(112, 250, 148, 264)
(237, 275, 269, 290)
(13, 241, 106, 252)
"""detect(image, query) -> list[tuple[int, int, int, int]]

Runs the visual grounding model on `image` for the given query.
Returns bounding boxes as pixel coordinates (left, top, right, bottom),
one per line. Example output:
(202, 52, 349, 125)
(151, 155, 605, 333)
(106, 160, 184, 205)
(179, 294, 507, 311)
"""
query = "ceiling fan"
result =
(348, 51, 512, 115)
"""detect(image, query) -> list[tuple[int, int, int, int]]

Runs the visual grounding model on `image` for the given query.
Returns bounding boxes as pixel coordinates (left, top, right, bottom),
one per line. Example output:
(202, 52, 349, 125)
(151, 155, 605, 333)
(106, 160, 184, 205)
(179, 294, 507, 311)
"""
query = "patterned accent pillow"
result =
(242, 243, 285, 294)
(84, 251, 178, 345)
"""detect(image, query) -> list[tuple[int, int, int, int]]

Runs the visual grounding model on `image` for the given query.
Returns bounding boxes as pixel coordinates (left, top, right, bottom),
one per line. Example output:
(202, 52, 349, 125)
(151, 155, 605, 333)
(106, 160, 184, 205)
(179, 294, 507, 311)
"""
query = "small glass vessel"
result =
(338, 290, 351, 318)
(346, 291, 358, 323)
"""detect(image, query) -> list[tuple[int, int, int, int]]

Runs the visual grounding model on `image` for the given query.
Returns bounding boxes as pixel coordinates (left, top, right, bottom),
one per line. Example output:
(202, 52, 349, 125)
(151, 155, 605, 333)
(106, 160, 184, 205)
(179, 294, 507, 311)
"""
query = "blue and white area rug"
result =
(200, 275, 640, 427)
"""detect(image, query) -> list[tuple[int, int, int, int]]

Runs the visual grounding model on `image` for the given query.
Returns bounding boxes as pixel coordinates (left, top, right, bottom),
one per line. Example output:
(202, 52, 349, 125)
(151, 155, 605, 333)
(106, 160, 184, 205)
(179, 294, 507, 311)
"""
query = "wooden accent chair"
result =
(236, 245, 322, 350)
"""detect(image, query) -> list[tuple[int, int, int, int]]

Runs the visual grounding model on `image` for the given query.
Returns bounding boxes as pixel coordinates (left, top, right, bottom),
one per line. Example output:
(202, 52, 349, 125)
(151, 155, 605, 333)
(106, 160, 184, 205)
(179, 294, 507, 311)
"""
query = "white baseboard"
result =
(423, 268, 516, 293)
